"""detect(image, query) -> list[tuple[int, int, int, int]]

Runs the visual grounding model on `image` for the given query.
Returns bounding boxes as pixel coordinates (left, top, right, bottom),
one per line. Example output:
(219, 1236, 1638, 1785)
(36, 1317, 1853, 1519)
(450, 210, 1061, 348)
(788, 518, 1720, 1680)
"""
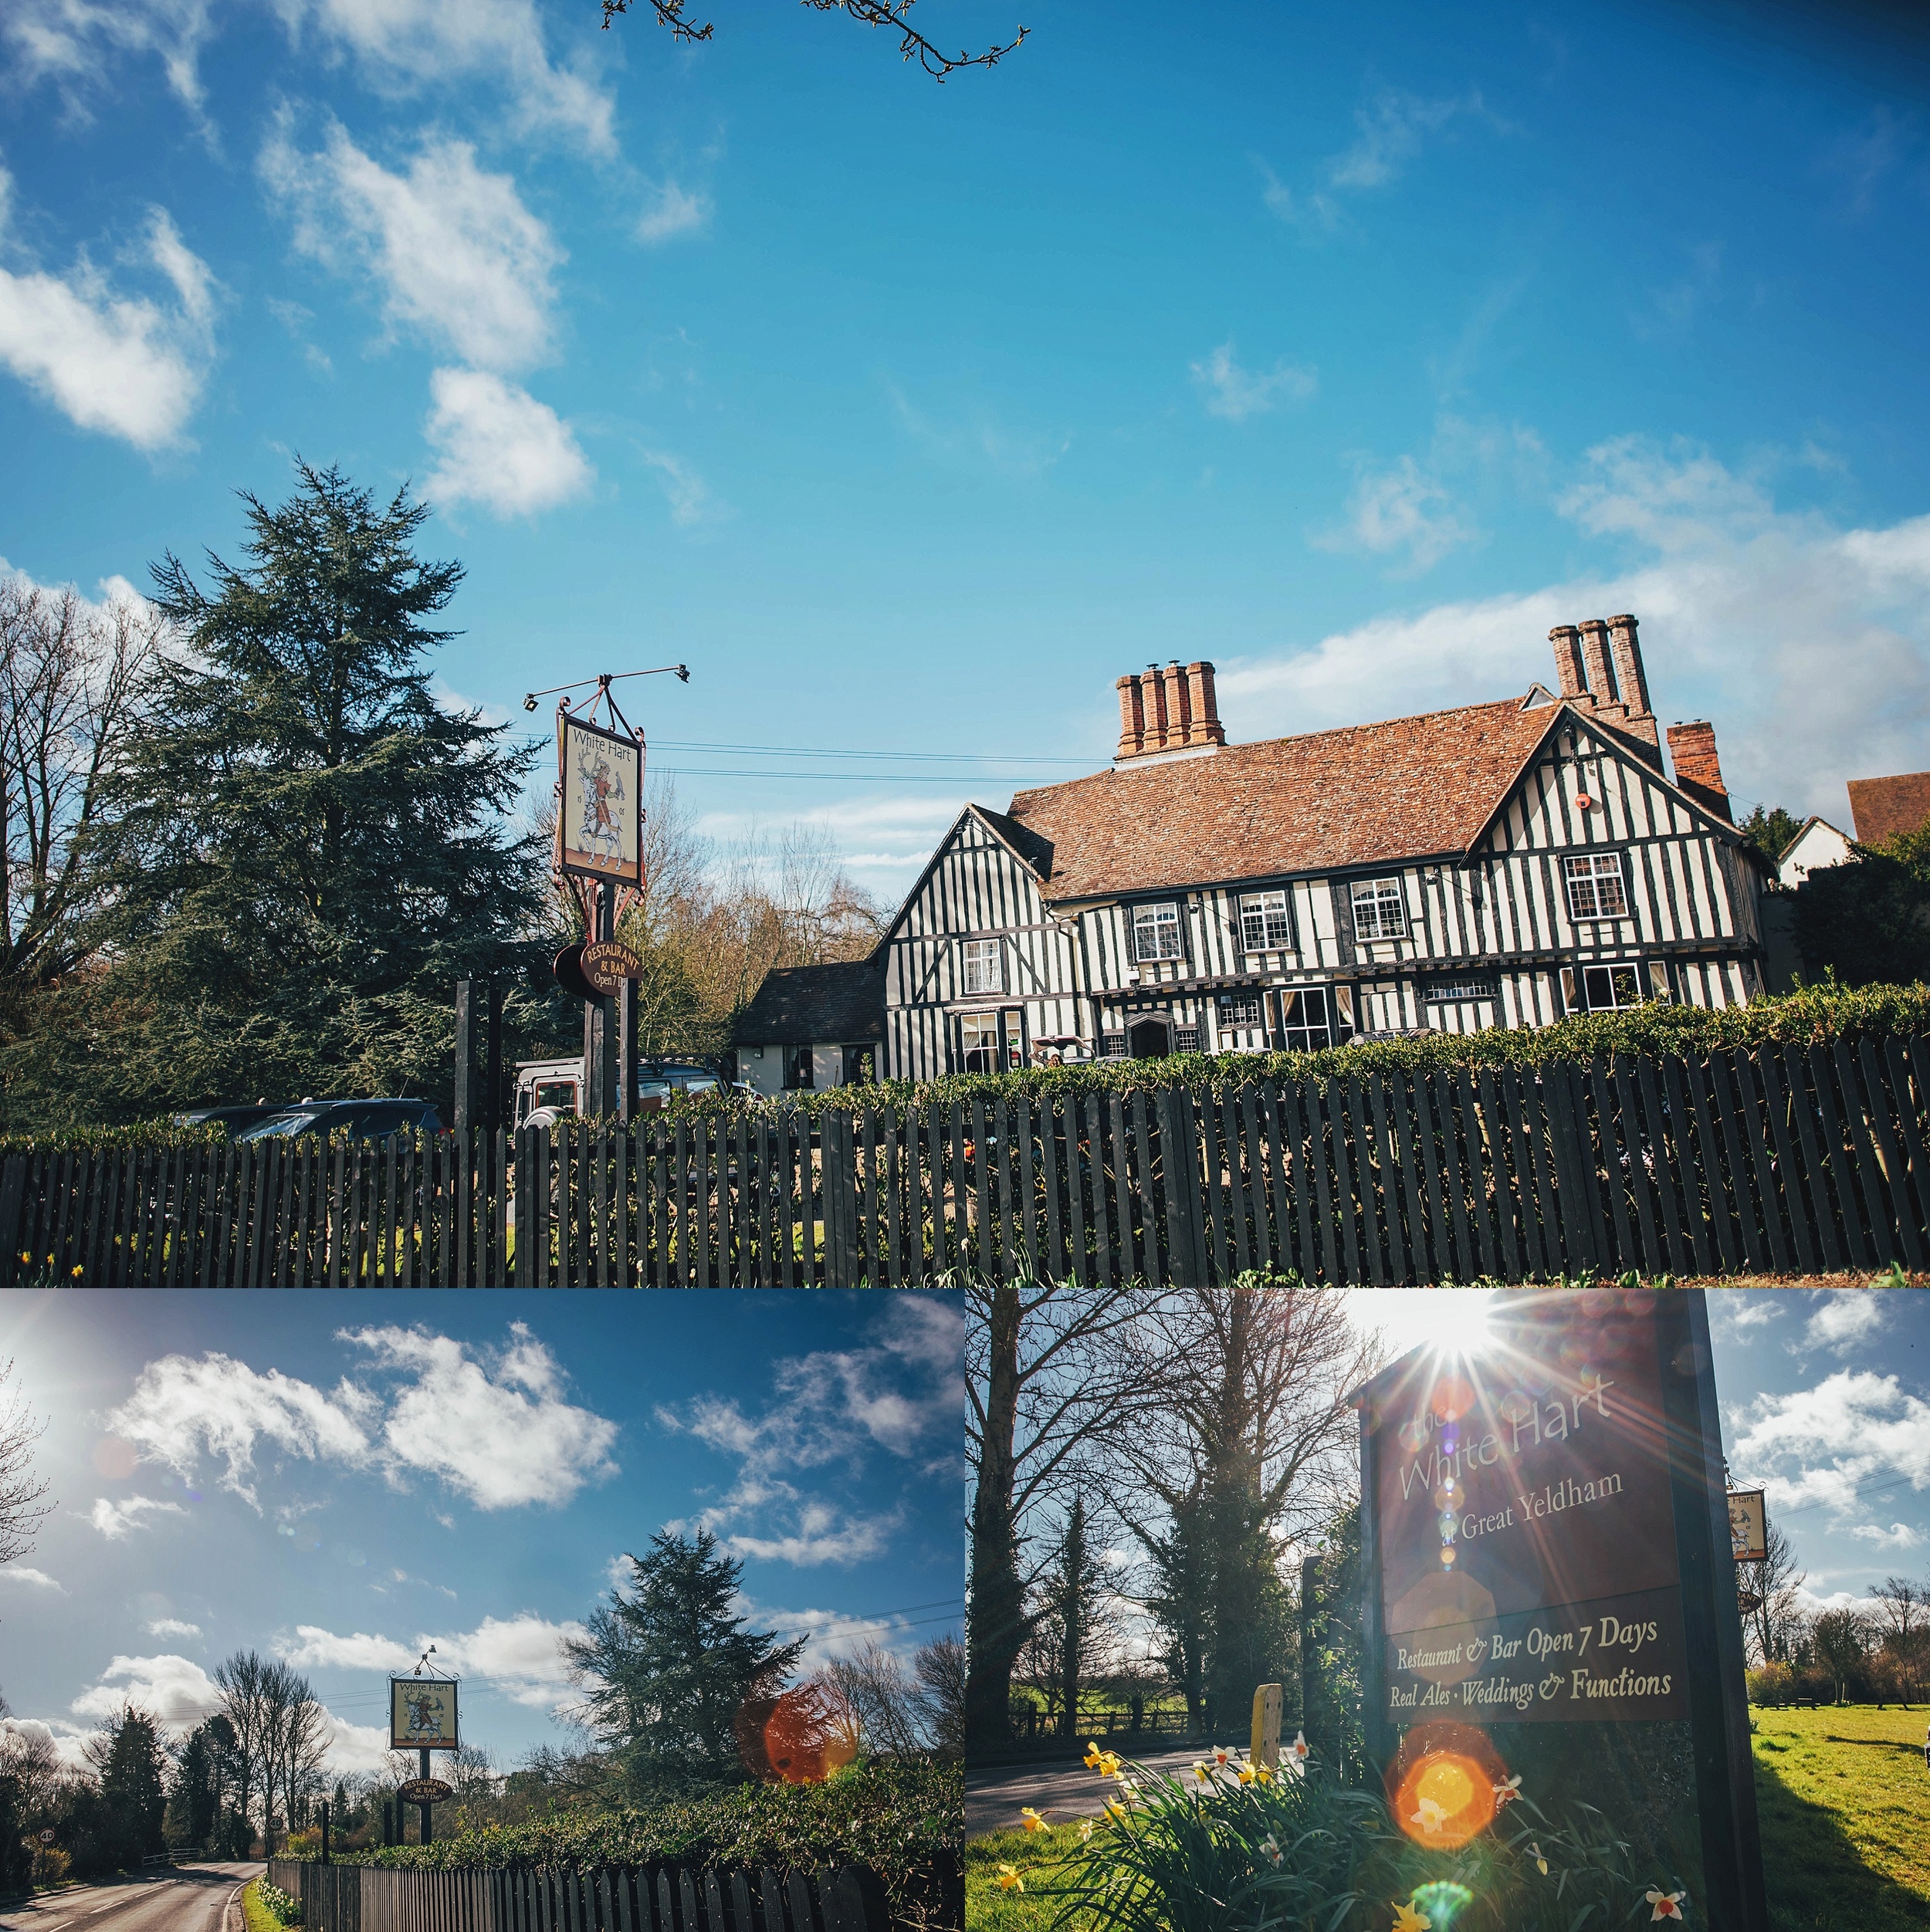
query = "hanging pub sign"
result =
(396, 1778, 453, 1805)
(1359, 1291, 1689, 1727)
(557, 711, 643, 888)
(389, 1677, 459, 1751)
(1728, 1489, 1768, 1564)
(581, 939, 642, 995)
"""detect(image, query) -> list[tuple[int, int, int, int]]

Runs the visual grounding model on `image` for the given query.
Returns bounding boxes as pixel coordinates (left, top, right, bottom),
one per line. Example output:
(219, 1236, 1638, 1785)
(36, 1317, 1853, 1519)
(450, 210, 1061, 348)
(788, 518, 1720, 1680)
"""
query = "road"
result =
(1, 1866, 260, 1932)
(967, 1746, 1234, 1839)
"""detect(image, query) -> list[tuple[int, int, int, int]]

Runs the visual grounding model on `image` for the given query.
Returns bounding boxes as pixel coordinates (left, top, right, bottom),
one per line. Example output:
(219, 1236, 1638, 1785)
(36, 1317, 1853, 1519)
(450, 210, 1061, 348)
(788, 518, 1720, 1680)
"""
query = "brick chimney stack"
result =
(1116, 661, 1227, 761)
(1667, 720, 1732, 823)
(1549, 613, 1661, 760)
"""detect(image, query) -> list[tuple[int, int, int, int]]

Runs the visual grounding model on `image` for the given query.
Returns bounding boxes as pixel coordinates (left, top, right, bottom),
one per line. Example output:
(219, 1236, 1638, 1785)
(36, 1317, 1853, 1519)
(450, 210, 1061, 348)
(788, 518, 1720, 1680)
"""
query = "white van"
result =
(513, 1057, 730, 1128)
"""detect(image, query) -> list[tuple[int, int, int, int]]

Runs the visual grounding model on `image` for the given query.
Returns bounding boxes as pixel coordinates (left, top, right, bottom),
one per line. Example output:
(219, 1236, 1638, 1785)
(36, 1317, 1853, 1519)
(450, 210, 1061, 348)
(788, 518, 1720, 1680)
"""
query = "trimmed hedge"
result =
(330, 1763, 960, 1928)
(666, 977, 1930, 1123)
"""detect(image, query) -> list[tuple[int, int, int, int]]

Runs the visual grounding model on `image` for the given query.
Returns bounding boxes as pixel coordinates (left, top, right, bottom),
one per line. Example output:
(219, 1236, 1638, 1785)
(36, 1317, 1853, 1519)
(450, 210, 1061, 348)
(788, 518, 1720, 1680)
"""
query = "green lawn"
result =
(242, 1878, 293, 1932)
(968, 1707, 1930, 1930)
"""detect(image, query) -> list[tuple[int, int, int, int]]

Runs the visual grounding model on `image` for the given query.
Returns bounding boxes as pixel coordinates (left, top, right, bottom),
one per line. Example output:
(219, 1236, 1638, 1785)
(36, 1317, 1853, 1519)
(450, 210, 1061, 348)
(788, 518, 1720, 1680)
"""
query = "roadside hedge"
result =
(333, 1763, 960, 1928)
(667, 976, 1930, 1123)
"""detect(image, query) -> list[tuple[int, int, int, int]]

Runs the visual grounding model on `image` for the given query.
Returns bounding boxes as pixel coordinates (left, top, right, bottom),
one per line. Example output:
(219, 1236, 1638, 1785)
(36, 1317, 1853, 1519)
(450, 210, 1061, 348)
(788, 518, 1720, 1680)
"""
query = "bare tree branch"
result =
(0, 1357, 51, 1569)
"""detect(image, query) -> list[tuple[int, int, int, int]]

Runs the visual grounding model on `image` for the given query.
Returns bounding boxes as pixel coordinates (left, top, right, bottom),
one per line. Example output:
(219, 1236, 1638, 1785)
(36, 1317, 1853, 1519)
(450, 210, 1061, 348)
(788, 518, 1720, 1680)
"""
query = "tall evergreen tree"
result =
(5, 462, 543, 1120)
(87, 1707, 168, 1867)
(563, 1529, 806, 1795)
(1051, 1492, 1107, 1740)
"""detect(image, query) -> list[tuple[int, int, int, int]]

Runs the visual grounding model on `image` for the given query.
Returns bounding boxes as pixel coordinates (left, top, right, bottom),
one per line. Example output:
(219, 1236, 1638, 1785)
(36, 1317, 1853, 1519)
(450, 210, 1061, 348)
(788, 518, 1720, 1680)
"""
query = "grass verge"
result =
(241, 1880, 286, 1932)
(963, 1826, 1074, 1932)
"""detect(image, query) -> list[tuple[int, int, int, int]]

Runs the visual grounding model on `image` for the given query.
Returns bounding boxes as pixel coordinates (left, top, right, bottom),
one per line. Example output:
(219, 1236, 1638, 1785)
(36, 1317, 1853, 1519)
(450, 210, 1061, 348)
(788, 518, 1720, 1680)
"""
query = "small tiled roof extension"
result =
(733, 960, 885, 1045)
(1847, 770, 1930, 848)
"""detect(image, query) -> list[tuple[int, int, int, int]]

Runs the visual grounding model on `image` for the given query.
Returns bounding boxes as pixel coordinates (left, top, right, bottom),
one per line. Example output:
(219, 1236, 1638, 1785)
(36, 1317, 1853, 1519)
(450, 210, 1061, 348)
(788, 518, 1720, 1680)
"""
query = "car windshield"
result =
(677, 1074, 720, 1093)
(235, 1109, 329, 1142)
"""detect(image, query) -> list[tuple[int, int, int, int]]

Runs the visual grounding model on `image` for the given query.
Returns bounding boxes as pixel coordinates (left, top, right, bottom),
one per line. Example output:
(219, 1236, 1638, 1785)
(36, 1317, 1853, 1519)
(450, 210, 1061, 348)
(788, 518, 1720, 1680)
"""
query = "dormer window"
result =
(960, 937, 1004, 994)
(1350, 877, 1407, 941)
(1132, 902, 1183, 961)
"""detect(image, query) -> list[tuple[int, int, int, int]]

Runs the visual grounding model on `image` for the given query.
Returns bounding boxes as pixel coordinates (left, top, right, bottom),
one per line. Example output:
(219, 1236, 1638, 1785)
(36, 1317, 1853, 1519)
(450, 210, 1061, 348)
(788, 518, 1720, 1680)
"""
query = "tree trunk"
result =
(966, 1284, 1025, 1756)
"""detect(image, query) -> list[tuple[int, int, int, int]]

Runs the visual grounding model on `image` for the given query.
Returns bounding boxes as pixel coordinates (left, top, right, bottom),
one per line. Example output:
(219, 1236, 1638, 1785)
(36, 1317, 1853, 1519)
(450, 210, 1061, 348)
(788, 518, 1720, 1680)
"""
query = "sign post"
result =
(389, 1676, 459, 1848)
(1355, 1287, 1766, 1930)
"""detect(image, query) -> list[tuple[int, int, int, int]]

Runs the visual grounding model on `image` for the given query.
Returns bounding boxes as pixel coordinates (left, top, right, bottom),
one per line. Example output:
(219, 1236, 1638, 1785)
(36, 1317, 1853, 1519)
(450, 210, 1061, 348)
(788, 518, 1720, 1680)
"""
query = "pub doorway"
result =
(1128, 1017, 1171, 1059)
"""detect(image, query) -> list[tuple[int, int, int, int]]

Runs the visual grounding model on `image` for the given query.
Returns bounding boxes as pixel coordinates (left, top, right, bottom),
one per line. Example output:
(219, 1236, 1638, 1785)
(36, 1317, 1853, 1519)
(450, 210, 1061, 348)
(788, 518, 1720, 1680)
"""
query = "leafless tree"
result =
(0, 577, 158, 1013)
(913, 1634, 963, 1761)
(820, 1641, 926, 1758)
(0, 1357, 51, 1572)
(271, 1673, 330, 1849)
(214, 1651, 321, 1849)
(602, 0, 1027, 81)
(965, 1281, 1159, 1754)
(1738, 1521, 1807, 1668)
(1868, 1575, 1929, 1698)
(0, 1715, 63, 1822)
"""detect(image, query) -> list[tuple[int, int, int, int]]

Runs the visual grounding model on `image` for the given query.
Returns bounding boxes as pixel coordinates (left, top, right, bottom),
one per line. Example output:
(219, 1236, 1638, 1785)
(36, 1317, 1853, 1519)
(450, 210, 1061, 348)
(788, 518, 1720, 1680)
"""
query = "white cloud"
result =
(636, 181, 710, 245)
(424, 368, 592, 518)
(1190, 341, 1316, 423)
(103, 1323, 618, 1512)
(1258, 90, 1494, 235)
(0, 1565, 64, 1589)
(5, 0, 611, 152)
(279, 1612, 583, 1708)
(1313, 454, 1480, 574)
(1848, 1521, 1923, 1549)
(70, 1653, 221, 1730)
(659, 1295, 959, 1567)
(145, 1616, 201, 1636)
(261, 120, 561, 374)
(1730, 1369, 1930, 1518)
(1708, 1293, 1784, 1340)
(641, 448, 720, 528)
(0, 168, 215, 448)
(737, 1597, 931, 1671)
(82, 1494, 189, 1539)
(1213, 438, 1930, 820)
(340, 1322, 620, 1509)
(1800, 1290, 1888, 1355)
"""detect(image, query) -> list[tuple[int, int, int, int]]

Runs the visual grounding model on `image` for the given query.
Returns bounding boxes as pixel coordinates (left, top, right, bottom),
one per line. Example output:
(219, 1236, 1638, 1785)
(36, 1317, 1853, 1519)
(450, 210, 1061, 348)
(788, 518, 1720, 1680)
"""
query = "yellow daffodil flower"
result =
(1644, 1889, 1687, 1921)
(1390, 1902, 1432, 1932)
(1254, 1762, 1274, 1784)
(1103, 1798, 1129, 1822)
(1237, 1762, 1257, 1784)
(1193, 1761, 1211, 1781)
(996, 1864, 1024, 1893)
(1019, 1807, 1048, 1833)
(1083, 1741, 1104, 1768)
(1529, 1842, 1548, 1876)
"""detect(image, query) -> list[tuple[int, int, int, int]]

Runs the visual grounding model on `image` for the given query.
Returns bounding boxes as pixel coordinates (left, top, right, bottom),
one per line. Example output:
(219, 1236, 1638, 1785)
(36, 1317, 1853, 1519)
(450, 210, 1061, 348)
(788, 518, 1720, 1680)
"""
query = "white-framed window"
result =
(1218, 992, 1264, 1026)
(1563, 962, 1645, 1013)
(1279, 986, 1335, 1051)
(960, 936, 1003, 994)
(1132, 902, 1183, 961)
(1424, 976, 1498, 1003)
(1349, 878, 1407, 942)
(1563, 852, 1629, 920)
(958, 1012, 1000, 1071)
(1239, 889, 1292, 952)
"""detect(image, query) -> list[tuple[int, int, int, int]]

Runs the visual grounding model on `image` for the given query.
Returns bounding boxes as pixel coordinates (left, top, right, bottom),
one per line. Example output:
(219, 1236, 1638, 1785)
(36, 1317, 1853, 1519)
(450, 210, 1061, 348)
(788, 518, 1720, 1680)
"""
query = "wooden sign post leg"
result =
(453, 980, 474, 1139)
(1249, 1681, 1282, 1768)
(484, 980, 503, 1132)
(618, 978, 639, 1126)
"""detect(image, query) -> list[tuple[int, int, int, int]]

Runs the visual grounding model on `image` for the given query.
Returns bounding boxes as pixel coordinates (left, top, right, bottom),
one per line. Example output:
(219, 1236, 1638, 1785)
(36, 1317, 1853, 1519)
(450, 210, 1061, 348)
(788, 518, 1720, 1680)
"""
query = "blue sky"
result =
(1348, 1286, 1930, 1612)
(0, 1289, 963, 1772)
(3, 2, 1930, 897)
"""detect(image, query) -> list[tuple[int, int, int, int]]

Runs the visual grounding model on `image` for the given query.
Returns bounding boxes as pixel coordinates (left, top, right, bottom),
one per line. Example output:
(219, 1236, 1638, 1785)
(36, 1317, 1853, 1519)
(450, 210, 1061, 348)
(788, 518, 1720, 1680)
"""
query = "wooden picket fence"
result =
(6, 1036, 1925, 1284)
(265, 1852, 923, 1932)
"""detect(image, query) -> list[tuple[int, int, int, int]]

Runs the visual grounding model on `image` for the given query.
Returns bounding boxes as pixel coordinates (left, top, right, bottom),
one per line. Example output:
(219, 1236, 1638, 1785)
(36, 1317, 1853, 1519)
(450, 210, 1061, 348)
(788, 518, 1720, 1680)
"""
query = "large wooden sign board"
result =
(557, 712, 642, 887)
(1356, 1289, 1766, 1931)
(389, 1677, 459, 1751)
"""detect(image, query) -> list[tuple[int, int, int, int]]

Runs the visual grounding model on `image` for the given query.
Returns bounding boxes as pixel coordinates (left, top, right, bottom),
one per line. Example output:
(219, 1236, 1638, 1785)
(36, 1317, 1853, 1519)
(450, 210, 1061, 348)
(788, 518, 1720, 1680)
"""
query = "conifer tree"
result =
(564, 1529, 806, 1795)
(7, 462, 544, 1118)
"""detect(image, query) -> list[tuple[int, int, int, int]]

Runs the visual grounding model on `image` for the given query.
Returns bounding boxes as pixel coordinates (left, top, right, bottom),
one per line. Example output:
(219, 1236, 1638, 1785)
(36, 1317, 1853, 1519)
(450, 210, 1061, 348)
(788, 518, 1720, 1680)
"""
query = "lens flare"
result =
(732, 1686, 858, 1785)
(1411, 1880, 1476, 1925)
(1390, 1724, 1507, 1851)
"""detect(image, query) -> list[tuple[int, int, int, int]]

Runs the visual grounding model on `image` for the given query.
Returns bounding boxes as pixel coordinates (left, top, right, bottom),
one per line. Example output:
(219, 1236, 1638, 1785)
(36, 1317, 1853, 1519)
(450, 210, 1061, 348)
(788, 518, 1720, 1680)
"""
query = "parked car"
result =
(173, 1104, 284, 1135)
(512, 1057, 732, 1126)
(232, 1098, 444, 1142)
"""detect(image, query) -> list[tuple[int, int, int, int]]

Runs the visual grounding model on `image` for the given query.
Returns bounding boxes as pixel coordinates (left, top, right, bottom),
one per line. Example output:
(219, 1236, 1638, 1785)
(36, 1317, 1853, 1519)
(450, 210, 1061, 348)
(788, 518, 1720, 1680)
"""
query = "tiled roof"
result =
(1002, 699, 1562, 901)
(1847, 770, 1930, 847)
(733, 960, 885, 1045)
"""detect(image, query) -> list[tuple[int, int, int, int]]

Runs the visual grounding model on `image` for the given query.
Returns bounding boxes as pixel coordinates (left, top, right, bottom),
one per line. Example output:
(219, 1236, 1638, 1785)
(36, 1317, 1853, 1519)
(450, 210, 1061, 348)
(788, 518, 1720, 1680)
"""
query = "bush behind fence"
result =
(8, 1034, 1925, 1284)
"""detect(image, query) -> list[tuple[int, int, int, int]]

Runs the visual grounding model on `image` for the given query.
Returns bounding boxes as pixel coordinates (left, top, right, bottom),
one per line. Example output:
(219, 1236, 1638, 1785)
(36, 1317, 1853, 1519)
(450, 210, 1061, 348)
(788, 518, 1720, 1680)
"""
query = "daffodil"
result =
(1019, 1807, 1048, 1833)
(1213, 1745, 1232, 1765)
(1103, 1798, 1129, 1823)
(1193, 1760, 1211, 1781)
(1644, 1889, 1687, 1921)
(1077, 1819, 1094, 1843)
(1083, 1741, 1104, 1768)
(1529, 1841, 1547, 1876)
(1259, 1833, 1282, 1867)
(1493, 1774, 1522, 1805)
(1390, 1902, 1432, 1932)
(996, 1864, 1024, 1893)
(1409, 1795, 1448, 1836)
(1237, 1761, 1257, 1784)
(1286, 1730, 1309, 1762)
(1090, 1748, 1122, 1778)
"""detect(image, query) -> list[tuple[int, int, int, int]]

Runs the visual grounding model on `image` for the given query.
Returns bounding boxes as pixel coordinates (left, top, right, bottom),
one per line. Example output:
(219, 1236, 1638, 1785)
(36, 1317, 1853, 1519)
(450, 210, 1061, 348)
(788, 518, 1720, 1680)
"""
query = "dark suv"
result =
(232, 1098, 444, 1142)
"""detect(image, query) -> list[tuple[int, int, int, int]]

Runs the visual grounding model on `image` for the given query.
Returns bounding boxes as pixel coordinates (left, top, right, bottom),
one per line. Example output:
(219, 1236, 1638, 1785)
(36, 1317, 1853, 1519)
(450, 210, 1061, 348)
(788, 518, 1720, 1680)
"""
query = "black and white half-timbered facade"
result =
(875, 617, 1774, 1079)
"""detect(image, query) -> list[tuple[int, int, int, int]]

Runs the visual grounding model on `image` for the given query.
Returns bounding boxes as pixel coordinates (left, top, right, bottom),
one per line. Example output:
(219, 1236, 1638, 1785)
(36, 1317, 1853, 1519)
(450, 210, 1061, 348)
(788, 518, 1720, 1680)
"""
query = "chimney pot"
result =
(1577, 619, 1619, 711)
(1549, 625, 1586, 699)
(1114, 660, 1226, 760)
(1606, 613, 1657, 750)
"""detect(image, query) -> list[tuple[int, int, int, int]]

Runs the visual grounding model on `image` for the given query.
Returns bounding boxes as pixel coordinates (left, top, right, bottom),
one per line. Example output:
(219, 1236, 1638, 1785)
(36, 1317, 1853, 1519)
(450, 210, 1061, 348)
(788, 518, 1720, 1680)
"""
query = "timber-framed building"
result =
(874, 615, 1773, 1080)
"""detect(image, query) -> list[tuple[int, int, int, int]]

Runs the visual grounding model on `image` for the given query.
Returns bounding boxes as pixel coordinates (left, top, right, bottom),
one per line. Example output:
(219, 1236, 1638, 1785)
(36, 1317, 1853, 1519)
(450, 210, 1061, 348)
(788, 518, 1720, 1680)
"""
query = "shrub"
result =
(31, 1844, 70, 1886)
(1747, 1663, 1795, 1707)
(258, 1881, 303, 1926)
(344, 1762, 958, 1930)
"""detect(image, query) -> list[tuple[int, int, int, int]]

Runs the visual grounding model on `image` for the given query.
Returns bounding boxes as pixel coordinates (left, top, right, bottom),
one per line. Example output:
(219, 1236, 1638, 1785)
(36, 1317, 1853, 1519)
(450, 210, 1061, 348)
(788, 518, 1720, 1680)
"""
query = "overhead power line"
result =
(651, 739, 1093, 766)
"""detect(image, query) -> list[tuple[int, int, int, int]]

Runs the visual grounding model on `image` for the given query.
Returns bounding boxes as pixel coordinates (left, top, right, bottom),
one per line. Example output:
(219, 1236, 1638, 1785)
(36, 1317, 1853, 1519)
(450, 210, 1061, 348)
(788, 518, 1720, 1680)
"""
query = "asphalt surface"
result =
(1, 1866, 261, 1932)
(966, 1746, 1238, 1839)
